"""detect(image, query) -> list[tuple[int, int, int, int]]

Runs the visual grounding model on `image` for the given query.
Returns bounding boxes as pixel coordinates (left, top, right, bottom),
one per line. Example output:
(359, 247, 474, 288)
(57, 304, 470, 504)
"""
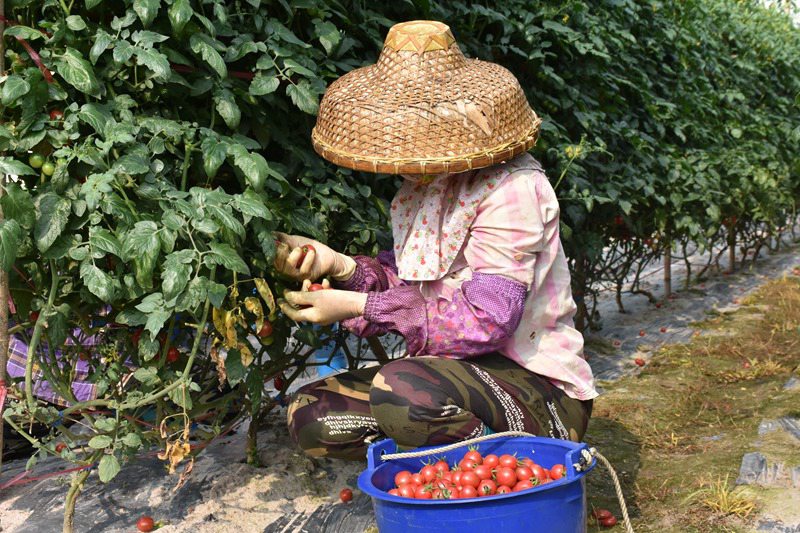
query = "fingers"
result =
(297, 247, 315, 276)
(321, 278, 331, 289)
(301, 279, 311, 291)
(278, 299, 313, 322)
(283, 289, 313, 308)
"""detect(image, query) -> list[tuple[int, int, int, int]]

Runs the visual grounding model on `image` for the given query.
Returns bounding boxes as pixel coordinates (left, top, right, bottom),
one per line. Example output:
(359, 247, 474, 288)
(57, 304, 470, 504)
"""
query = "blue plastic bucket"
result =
(358, 436, 596, 533)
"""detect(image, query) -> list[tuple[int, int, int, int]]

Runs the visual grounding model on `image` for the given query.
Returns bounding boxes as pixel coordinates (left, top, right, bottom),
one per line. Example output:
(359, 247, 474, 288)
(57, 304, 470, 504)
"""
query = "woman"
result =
(276, 21, 597, 460)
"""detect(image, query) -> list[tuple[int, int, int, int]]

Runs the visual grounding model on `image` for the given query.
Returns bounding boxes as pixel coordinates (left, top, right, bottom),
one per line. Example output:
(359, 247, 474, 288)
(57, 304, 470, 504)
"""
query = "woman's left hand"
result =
(278, 280, 368, 326)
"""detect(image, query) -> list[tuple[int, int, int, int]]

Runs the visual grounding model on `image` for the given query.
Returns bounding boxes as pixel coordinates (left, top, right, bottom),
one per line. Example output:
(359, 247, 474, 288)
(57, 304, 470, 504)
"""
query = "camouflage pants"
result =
(287, 354, 593, 461)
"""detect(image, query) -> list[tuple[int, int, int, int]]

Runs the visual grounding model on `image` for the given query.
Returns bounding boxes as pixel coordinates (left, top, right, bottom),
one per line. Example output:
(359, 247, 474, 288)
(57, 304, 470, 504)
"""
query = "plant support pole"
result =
(0, 0, 9, 474)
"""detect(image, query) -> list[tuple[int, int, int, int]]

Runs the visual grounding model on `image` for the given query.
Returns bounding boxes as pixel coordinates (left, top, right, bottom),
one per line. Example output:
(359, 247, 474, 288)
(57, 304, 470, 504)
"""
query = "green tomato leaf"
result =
(80, 261, 117, 302)
(0, 157, 37, 176)
(1, 75, 31, 106)
(0, 220, 22, 272)
(0, 183, 35, 229)
(190, 33, 227, 78)
(205, 242, 250, 274)
(286, 81, 319, 115)
(200, 136, 228, 178)
(90, 30, 114, 64)
(133, 366, 160, 385)
(122, 433, 142, 448)
(249, 74, 280, 96)
(169, 0, 193, 33)
(214, 89, 241, 129)
(124, 221, 161, 289)
(56, 48, 102, 97)
(89, 435, 113, 449)
(168, 385, 193, 409)
(314, 20, 341, 55)
(225, 348, 246, 386)
(133, 0, 161, 27)
(162, 254, 192, 303)
(234, 190, 271, 220)
(134, 47, 171, 80)
(98, 454, 121, 483)
(34, 193, 72, 253)
(66, 15, 87, 31)
(3, 25, 44, 41)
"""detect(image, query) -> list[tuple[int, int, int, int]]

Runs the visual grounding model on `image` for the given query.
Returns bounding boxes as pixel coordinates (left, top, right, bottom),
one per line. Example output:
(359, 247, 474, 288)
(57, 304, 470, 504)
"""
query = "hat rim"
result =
(312, 117, 542, 175)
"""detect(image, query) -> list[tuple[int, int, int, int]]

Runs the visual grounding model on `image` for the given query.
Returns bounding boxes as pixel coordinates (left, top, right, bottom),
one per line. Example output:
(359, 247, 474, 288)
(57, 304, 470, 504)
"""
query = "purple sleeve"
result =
(359, 272, 527, 356)
(333, 252, 402, 293)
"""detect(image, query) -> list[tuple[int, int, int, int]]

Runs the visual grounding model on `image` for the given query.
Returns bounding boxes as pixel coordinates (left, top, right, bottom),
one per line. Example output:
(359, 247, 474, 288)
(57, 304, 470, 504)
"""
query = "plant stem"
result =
(62, 465, 92, 533)
(0, 0, 7, 475)
(180, 143, 194, 191)
(24, 260, 60, 413)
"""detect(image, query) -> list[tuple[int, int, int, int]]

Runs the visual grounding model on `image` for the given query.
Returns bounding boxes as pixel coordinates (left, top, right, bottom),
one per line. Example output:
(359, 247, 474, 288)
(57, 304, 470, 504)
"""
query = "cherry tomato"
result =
(515, 466, 533, 482)
(463, 449, 482, 465)
(420, 465, 437, 483)
(394, 470, 413, 487)
(49, 109, 64, 122)
(29, 154, 44, 169)
(55, 442, 67, 453)
(432, 460, 449, 474)
(414, 485, 432, 499)
(496, 467, 517, 487)
(474, 464, 493, 481)
(295, 244, 315, 269)
(411, 473, 423, 485)
(42, 161, 56, 176)
(459, 458, 479, 471)
(549, 464, 565, 480)
(29, 311, 40, 323)
(513, 479, 534, 492)
(530, 464, 547, 483)
(477, 479, 496, 496)
(136, 516, 155, 532)
(166, 347, 180, 363)
(79, 352, 90, 362)
(308, 283, 325, 292)
(600, 515, 618, 528)
(634, 357, 645, 367)
(482, 454, 499, 469)
(496, 485, 512, 495)
(258, 321, 274, 338)
(498, 454, 518, 469)
(451, 470, 463, 486)
(387, 489, 400, 497)
(339, 488, 353, 503)
(521, 457, 536, 469)
(460, 471, 480, 488)
(459, 485, 478, 499)
(397, 483, 416, 498)
(273, 373, 285, 390)
(593, 509, 613, 520)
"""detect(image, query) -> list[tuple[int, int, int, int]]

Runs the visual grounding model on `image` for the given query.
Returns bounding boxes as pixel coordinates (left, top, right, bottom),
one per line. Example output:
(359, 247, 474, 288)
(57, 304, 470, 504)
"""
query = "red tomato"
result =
(530, 464, 547, 483)
(295, 244, 315, 269)
(634, 357, 646, 367)
(496, 467, 517, 487)
(339, 488, 353, 503)
(308, 283, 325, 292)
(463, 449, 482, 465)
(273, 373, 285, 390)
(474, 464, 493, 481)
(136, 516, 155, 532)
(411, 473, 423, 485)
(394, 471, 413, 487)
(458, 458, 478, 471)
(258, 321, 274, 338)
(549, 464, 565, 480)
(29, 311, 40, 323)
(414, 485, 432, 499)
(439, 471, 453, 483)
(477, 479, 496, 496)
(521, 457, 536, 469)
(166, 347, 180, 363)
(451, 470, 463, 486)
(388, 489, 400, 496)
(496, 485, 512, 495)
(498, 454, 518, 469)
(460, 471, 481, 488)
(459, 485, 478, 499)
(482, 454, 499, 469)
(433, 460, 449, 474)
(79, 352, 90, 362)
(513, 480, 534, 492)
(49, 109, 64, 122)
(398, 483, 416, 498)
(515, 466, 533, 482)
(593, 509, 613, 520)
(420, 465, 437, 483)
(432, 479, 451, 491)
(55, 442, 67, 453)
(600, 516, 618, 528)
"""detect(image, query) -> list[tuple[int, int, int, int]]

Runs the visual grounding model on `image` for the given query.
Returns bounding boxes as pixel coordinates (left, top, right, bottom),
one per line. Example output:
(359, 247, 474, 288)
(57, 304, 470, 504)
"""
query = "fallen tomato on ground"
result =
(339, 488, 353, 503)
(136, 516, 155, 532)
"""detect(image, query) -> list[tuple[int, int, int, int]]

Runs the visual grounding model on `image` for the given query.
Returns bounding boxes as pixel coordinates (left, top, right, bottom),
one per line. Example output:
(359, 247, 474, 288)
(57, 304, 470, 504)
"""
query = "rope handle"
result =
(377, 431, 634, 533)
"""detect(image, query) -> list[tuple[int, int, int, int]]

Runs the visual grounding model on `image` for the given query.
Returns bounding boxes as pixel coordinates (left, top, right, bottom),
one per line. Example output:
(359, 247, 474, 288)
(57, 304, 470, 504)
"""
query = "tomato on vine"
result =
(258, 321, 274, 338)
(29, 154, 44, 169)
(49, 109, 64, 122)
(41, 161, 56, 176)
(166, 347, 180, 364)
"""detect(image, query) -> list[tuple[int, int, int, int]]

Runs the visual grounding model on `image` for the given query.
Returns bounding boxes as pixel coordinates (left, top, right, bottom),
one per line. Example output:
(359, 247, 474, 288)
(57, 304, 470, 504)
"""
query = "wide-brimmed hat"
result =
(312, 20, 541, 175)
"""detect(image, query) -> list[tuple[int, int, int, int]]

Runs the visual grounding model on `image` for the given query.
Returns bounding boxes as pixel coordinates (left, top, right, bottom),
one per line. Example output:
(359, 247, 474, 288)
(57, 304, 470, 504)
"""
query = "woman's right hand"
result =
(273, 232, 346, 282)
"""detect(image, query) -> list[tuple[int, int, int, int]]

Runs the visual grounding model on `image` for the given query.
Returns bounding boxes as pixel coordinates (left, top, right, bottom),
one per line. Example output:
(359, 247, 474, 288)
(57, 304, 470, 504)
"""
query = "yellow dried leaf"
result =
(224, 311, 237, 348)
(212, 307, 226, 336)
(209, 344, 226, 387)
(158, 439, 191, 474)
(238, 343, 254, 367)
(244, 296, 265, 333)
(254, 278, 276, 315)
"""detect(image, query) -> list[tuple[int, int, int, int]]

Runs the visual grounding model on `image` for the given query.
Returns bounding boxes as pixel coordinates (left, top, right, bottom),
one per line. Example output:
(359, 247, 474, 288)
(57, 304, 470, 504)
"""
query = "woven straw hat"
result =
(312, 20, 541, 175)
